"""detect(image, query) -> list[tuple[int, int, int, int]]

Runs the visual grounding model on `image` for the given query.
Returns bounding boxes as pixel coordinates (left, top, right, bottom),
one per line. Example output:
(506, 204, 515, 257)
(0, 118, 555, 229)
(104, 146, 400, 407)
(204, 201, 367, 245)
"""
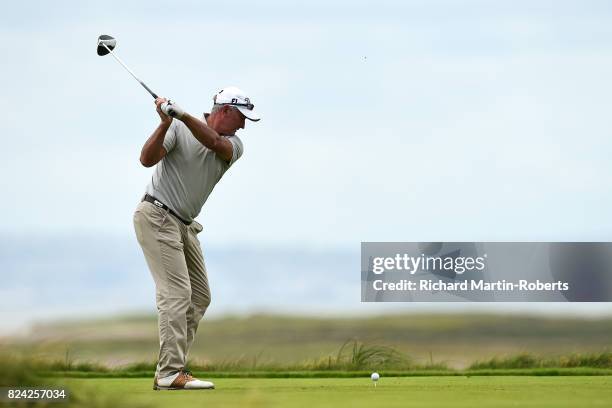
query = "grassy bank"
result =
(4, 348, 612, 379)
(41, 368, 612, 378)
(6, 313, 612, 370)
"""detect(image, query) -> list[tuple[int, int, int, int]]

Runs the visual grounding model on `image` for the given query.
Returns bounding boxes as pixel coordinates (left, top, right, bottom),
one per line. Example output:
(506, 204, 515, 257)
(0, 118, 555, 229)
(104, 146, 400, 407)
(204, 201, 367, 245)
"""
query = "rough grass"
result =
(6, 344, 612, 379)
(12, 341, 444, 374)
(470, 352, 612, 370)
(13, 313, 612, 369)
(42, 368, 612, 379)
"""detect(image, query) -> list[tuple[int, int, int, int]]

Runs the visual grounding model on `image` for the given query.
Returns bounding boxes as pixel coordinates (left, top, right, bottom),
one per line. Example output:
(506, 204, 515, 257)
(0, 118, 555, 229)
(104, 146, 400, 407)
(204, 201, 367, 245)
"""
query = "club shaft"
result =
(102, 43, 158, 99)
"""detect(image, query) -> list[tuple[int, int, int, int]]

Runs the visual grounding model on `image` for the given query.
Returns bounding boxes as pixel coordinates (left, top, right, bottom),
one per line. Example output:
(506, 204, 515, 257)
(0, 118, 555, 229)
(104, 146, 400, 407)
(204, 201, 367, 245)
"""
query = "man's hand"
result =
(159, 99, 185, 119)
(155, 97, 173, 124)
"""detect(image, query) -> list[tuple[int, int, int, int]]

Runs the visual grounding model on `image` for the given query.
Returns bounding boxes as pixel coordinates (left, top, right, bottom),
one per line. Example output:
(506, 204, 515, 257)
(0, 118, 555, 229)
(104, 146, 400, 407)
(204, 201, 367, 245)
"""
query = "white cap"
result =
(213, 86, 260, 122)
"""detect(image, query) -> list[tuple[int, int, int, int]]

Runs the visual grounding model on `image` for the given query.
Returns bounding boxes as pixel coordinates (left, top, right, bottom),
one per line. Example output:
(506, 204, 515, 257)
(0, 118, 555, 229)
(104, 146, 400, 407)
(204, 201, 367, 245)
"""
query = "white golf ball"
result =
(371, 372, 380, 381)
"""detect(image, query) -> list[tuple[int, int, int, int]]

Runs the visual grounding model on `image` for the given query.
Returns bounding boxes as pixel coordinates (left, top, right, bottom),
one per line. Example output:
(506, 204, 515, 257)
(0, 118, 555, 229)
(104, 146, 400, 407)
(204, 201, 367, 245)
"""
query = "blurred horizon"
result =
(2, 232, 612, 336)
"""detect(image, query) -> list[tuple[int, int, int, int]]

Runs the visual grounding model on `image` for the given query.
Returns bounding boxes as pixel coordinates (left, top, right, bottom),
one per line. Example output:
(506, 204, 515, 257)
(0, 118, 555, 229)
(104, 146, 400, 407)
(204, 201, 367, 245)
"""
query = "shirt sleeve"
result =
(162, 120, 178, 153)
(227, 135, 244, 166)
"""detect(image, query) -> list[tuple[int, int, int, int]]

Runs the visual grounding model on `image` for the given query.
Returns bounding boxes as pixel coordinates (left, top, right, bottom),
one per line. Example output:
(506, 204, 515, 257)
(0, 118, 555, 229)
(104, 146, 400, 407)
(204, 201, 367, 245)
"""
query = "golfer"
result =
(133, 87, 260, 390)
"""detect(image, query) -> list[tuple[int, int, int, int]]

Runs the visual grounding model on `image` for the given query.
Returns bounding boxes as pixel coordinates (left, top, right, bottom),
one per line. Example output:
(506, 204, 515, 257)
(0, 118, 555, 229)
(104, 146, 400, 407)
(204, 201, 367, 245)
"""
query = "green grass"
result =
(57, 377, 612, 408)
(3, 356, 612, 407)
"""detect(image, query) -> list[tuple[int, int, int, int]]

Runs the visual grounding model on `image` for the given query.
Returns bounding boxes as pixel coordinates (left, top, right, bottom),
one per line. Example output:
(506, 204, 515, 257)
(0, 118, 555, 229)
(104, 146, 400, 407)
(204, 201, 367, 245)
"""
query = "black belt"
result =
(142, 194, 191, 225)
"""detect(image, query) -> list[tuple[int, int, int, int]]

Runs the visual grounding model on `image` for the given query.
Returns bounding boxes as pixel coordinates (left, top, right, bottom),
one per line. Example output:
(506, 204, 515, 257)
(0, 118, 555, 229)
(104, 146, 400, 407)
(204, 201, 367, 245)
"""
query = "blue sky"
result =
(1, 1, 612, 331)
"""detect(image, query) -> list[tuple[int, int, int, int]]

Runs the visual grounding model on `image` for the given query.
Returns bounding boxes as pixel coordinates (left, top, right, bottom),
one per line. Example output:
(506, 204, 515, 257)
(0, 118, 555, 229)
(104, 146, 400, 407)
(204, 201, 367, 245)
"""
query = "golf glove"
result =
(161, 100, 185, 119)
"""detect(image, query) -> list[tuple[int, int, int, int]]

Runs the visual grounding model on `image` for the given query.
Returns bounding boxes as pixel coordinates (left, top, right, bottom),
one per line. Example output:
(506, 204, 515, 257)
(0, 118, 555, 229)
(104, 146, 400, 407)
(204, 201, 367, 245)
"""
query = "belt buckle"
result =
(153, 200, 164, 208)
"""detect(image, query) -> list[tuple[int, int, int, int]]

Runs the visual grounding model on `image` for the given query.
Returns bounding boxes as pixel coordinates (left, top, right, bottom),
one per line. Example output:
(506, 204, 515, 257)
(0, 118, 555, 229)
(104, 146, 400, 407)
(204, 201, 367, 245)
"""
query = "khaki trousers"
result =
(133, 201, 211, 378)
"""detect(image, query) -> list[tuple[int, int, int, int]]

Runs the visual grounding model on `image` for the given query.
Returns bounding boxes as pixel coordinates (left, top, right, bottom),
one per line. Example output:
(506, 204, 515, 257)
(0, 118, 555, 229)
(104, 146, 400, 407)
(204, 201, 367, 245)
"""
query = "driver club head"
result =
(96, 34, 159, 99)
(97, 34, 116, 56)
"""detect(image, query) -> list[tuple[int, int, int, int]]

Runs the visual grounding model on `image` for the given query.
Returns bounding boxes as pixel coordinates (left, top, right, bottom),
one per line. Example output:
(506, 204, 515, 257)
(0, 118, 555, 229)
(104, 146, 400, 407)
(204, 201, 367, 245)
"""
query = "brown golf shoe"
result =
(153, 370, 214, 390)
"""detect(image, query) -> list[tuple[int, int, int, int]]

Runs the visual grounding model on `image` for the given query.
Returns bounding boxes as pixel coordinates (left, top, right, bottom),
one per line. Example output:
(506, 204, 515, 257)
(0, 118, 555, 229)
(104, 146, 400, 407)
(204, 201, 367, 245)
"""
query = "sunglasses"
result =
(225, 102, 255, 111)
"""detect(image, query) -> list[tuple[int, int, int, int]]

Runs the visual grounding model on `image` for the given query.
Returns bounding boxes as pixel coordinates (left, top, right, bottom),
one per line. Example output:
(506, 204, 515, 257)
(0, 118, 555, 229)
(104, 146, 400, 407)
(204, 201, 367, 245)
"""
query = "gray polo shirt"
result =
(145, 116, 244, 222)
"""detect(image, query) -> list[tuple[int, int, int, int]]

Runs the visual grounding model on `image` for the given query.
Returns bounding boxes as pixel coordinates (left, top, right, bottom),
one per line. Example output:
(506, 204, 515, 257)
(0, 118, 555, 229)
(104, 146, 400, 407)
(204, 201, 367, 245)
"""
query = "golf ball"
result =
(371, 372, 380, 381)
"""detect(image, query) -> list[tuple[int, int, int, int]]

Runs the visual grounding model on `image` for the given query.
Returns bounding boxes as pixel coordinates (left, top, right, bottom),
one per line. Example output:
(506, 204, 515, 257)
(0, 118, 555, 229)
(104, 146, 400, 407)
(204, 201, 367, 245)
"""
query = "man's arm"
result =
(139, 99, 173, 167)
(140, 122, 170, 167)
(156, 98, 233, 162)
(180, 114, 233, 162)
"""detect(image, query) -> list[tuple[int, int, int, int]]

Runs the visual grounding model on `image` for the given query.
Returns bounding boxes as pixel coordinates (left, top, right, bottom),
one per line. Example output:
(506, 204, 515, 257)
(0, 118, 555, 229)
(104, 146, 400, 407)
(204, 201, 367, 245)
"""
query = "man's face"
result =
(218, 106, 246, 135)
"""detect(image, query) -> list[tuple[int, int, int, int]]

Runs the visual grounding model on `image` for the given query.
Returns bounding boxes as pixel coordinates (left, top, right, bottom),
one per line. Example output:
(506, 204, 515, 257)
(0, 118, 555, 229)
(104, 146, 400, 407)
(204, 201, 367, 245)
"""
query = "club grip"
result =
(139, 81, 158, 99)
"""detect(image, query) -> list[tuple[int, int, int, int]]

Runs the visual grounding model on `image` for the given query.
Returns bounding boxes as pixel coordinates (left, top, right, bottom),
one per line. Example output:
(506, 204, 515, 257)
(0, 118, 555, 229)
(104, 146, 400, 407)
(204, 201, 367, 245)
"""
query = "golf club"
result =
(96, 34, 158, 99)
